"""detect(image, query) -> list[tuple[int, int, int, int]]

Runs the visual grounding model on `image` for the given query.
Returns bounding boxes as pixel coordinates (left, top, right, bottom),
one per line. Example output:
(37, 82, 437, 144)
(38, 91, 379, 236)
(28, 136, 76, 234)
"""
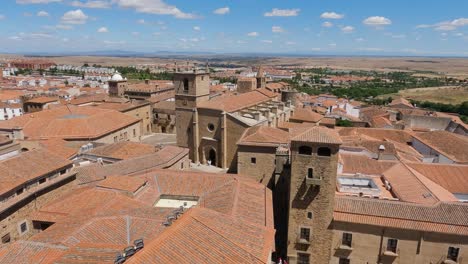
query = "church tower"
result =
(287, 126, 342, 264)
(108, 71, 128, 97)
(174, 68, 210, 162)
(256, 65, 266, 89)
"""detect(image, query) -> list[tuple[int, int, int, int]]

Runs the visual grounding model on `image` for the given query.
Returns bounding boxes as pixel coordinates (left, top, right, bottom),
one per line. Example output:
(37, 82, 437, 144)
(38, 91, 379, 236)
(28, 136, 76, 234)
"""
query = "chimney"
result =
(278, 102, 285, 111)
(12, 126, 24, 140)
(378, 144, 385, 160)
(253, 112, 261, 120)
(261, 108, 271, 118)
(286, 100, 291, 108)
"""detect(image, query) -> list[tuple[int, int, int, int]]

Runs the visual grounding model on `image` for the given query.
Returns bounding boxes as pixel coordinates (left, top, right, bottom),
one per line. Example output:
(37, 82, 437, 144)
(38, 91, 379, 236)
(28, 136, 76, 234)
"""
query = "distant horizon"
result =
(2, 50, 468, 60)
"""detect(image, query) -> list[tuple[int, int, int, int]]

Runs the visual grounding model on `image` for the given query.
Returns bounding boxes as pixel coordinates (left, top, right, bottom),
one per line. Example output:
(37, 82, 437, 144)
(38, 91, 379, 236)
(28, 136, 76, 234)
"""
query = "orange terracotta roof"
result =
(0, 105, 140, 140)
(407, 163, 468, 194)
(412, 131, 468, 163)
(26, 96, 59, 104)
(337, 127, 413, 144)
(75, 145, 188, 184)
(291, 125, 342, 144)
(389, 97, 414, 108)
(97, 175, 148, 194)
(238, 126, 289, 147)
(290, 106, 324, 123)
(87, 141, 156, 160)
(339, 153, 398, 175)
(198, 90, 275, 113)
(382, 163, 457, 205)
(334, 196, 468, 236)
(0, 149, 72, 194)
(10, 169, 274, 263)
(36, 138, 79, 159)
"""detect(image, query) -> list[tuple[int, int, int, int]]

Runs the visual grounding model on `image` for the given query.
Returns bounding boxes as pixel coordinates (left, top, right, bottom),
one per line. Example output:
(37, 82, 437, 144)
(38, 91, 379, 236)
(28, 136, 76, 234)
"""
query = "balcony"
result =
(337, 244, 353, 251)
(306, 177, 322, 186)
(296, 238, 310, 245)
(382, 249, 399, 257)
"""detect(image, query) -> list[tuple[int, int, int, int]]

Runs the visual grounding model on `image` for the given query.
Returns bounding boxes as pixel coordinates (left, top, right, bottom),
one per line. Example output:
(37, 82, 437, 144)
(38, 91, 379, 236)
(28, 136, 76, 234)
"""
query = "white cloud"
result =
(213, 7, 229, 15)
(322, 21, 333, 28)
(262, 40, 273, 44)
(0, 15, 5, 20)
(193, 26, 201, 31)
(247, 32, 259, 37)
(16, 0, 61, 4)
(341, 26, 354, 33)
(310, 48, 321, 51)
(355, 38, 365, 42)
(329, 43, 337, 47)
(37, 11, 49, 17)
(114, 0, 197, 19)
(61, 9, 88, 24)
(97, 26, 108, 33)
(417, 18, 468, 31)
(285, 41, 296, 45)
(236, 40, 246, 44)
(264, 8, 300, 17)
(320, 12, 344, 19)
(70, 1, 111, 9)
(137, 19, 145, 24)
(363, 16, 392, 26)
(272, 26, 284, 33)
(132, 32, 140, 36)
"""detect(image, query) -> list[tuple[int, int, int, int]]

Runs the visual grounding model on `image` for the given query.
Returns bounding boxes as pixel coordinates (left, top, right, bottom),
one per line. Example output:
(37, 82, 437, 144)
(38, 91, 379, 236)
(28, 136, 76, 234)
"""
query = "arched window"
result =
(298, 146, 312, 155)
(317, 147, 331, 156)
(183, 78, 189, 92)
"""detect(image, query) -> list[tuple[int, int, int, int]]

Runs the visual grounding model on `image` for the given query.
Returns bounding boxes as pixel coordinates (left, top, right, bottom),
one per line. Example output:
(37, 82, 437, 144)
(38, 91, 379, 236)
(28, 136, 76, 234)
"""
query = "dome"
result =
(111, 72, 124, 81)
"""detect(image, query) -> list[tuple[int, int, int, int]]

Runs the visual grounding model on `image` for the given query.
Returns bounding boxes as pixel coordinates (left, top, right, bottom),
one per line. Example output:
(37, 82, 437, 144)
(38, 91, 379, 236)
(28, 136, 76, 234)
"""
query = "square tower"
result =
(108, 72, 128, 97)
(287, 126, 342, 264)
(174, 71, 210, 153)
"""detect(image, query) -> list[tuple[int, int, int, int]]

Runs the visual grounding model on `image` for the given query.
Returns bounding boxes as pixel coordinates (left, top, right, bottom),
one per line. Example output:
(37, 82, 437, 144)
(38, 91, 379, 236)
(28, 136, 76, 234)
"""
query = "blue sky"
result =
(1, 0, 468, 56)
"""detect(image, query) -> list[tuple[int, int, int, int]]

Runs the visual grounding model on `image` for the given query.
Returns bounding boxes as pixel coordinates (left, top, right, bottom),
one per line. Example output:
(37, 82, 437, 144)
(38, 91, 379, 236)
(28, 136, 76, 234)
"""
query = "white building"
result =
(0, 103, 23, 121)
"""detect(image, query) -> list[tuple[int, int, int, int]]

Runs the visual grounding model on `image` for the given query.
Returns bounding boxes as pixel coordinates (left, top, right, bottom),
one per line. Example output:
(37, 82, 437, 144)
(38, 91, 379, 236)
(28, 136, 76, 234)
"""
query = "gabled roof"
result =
(87, 141, 157, 160)
(339, 153, 398, 175)
(382, 163, 458, 205)
(290, 106, 324, 123)
(238, 126, 289, 147)
(6, 169, 275, 264)
(0, 105, 140, 140)
(334, 196, 468, 235)
(291, 126, 342, 144)
(407, 163, 468, 194)
(197, 89, 276, 113)
(0, 149, 72, 194)
(412, 131, 468, 163)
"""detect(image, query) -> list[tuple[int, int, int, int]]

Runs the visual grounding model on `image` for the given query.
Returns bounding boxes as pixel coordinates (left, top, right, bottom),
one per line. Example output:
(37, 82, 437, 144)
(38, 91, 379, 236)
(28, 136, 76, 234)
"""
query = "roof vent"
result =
(378, 144, 386, 151)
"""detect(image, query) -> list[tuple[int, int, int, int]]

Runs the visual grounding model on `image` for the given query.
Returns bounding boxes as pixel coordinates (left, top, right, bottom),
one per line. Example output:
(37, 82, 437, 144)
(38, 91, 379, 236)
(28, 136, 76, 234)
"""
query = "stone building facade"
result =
(174, 70, 294, 171)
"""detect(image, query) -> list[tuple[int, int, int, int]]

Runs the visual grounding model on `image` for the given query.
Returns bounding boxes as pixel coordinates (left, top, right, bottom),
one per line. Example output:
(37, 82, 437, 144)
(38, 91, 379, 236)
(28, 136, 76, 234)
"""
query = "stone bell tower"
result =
(174, 68, 210, 162)
(287, 126, 342, 264)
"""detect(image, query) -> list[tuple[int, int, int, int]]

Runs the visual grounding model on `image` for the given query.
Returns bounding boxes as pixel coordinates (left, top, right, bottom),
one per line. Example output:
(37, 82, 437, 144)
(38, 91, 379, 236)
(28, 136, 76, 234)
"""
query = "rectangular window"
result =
(133, 129, 136, 137)
(39, 178, 46, 184)
(387, 238, 398, 253)
(251, 157, 257, 164)
(114, 136, 118, 142)
(342, 233, 352, 247)
(1, 234, 10, 244)
(307, 168, 313, 179)
(19, 222, 28, 234)
(307, 212, 313, 219)
(297, 253, 310, 264)
(447, 247, 460, 262)
(339, 258, 350, 264)
(60, 169, 67, 175)
(300, 227, 310, 241)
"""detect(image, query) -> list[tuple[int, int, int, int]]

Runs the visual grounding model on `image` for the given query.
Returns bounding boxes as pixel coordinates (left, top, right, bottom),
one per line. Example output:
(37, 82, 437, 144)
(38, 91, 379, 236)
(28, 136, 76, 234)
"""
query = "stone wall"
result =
(0, 174, 76, 246)
(331, 222, 468, 264)
(287, 141, 340, 264)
